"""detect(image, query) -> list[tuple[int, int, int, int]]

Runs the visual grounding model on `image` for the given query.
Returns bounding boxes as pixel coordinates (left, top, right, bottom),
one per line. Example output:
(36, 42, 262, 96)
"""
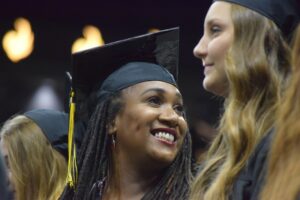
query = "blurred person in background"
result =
(0, 109, 82, 200)
(190, 100, 220, 173)
(0, 150, 12, 200)
(260, 24, 300, 200)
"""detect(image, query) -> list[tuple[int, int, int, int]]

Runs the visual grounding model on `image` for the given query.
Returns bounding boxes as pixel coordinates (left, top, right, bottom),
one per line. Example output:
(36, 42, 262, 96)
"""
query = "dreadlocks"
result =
(60, 91, 192, 200)
(142, 131, 192, 200)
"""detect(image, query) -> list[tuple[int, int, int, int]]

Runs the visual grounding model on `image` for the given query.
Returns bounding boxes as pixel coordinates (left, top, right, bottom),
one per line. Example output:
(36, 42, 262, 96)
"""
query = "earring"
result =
(111, 134, 116, 149)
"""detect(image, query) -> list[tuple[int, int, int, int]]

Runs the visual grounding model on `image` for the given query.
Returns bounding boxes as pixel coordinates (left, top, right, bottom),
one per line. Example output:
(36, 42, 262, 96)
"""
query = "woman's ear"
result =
(108, 118, 118, 135)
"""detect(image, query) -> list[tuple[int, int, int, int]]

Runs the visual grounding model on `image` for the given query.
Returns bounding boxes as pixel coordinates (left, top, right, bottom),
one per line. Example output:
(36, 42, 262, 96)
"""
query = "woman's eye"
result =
(147, 96, 162, 106)
(174, 105, 184, 115)
(210, 25, 221, 35)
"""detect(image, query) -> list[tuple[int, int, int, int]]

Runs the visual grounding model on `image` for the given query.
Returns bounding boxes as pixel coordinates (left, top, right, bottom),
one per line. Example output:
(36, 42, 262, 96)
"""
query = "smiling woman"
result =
(191, 0, 299, 199)
(60, 28, 192, 200)
(193, 2, 233, 96)
(114, 81, 187, 169)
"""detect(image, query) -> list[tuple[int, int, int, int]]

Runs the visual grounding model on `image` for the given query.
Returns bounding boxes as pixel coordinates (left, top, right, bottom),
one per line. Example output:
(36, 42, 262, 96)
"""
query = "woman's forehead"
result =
(122, 81, 181, 97)
(205, 2, 232, 24)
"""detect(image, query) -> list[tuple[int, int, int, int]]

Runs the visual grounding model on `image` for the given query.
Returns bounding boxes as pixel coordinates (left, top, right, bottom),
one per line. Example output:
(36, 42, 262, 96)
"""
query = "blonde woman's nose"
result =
(193, 36, 207, 59)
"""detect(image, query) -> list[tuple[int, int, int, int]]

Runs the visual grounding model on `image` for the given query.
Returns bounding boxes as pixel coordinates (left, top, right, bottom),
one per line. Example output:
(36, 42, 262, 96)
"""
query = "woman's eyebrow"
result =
(205, 18, 223, 27)
(141, 88, 166, 96)
(141, 88, 182, 99)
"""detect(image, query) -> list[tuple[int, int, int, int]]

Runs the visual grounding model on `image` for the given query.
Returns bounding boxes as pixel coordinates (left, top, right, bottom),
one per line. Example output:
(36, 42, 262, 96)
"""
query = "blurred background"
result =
(0, 0, 223, 131)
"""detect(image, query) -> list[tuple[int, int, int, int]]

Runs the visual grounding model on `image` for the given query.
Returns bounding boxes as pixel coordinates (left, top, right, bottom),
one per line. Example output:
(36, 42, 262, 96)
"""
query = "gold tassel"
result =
(66, 90, 78, 188)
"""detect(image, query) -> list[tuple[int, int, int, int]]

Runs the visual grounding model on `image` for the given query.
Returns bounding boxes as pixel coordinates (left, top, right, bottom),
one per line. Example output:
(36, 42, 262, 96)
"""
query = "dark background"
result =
(0, 0, 222, 126)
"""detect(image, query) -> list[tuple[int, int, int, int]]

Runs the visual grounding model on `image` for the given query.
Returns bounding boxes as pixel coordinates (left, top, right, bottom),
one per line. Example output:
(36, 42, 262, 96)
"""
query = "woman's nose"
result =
(193, 36, 207, 60)
(158, 106, 179, 127)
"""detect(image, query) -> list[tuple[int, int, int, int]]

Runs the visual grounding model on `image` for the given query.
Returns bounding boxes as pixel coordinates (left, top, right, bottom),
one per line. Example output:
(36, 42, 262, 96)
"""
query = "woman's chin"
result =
(148, 150, 177, 167)
(203, 77, 228, 97)
(203, 78, 219, 95)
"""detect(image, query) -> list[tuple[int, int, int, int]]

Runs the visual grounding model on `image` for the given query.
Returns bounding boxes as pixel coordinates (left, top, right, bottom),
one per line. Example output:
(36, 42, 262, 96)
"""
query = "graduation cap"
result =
(72, 28, 179, 97)
(24, 109, 83, 159)
(72, 27, 179, 104)
(215, 0, 300, 37)
(66, 27, 180, 188)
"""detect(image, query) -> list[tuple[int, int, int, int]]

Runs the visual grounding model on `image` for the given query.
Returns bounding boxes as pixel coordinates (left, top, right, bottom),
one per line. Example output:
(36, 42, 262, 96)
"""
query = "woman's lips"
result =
(204, 64, 213, 75)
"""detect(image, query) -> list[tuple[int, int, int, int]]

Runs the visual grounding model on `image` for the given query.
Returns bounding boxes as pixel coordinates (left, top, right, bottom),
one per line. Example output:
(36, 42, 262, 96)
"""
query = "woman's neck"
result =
(103, 152, 163, 200)
(104, 171, 159, 200)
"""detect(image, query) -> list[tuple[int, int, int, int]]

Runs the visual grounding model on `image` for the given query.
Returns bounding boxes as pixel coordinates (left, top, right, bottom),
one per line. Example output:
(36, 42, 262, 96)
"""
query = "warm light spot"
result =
(72, 25, 105, 53)
(2, 17, 34, 63)
(148, 28, 160, 33)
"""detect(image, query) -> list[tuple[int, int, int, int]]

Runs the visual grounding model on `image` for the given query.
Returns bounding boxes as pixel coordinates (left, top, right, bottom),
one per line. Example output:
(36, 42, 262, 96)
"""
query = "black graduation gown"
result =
(230, 129, 274, 200)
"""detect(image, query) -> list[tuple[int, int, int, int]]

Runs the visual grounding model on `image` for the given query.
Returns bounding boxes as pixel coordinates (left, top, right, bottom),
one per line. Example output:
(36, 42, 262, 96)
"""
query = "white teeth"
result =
(154, 132, 175, 142)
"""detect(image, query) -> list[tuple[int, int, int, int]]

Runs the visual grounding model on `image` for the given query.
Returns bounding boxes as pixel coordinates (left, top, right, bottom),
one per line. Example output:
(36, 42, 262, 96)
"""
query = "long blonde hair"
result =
(190, 4, 291, 200)
(0, 115, 67, 200)
(260, 24, 300, 200)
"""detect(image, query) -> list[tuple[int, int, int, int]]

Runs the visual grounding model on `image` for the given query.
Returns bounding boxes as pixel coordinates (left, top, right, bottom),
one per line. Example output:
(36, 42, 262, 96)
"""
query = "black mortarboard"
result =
(24, 109, 83, 159)
(72, 27, 179, 104)
(215, 0, 300, 37)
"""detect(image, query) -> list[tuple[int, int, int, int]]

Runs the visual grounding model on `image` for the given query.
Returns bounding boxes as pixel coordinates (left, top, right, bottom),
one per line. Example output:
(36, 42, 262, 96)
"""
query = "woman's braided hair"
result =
(61, 90, 192, 200)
